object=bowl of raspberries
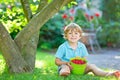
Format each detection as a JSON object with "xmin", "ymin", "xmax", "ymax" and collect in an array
[{"xmin": 70, "ymin": 57, "xmax": 87, "ymax": 75}]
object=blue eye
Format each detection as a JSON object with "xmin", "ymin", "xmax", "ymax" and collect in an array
[
  {"xmin": 68, "ymin": 32, "xmax": 72, "ymax": 34},
  {"xmin": 75, "ymin": 32, "xmax": 78, "ymax": 34}
]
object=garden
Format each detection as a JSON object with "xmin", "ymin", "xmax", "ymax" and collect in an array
[{"xmin": 0, "ymin": 0, "xmax": 120, "ymax": 80}]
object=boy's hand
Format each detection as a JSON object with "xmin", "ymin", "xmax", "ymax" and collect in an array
[{"xmin": 66, "ymin": 62, "xmax": 73, "ymax": 70}]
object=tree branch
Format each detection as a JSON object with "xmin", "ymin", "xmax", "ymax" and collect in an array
[
  {"xmin": 14, "ymin": 0, "xmax": 73, "ymax": 50},
  {"xmin": 20, "ymin": 0, "xmax": 32, "ymax": 22},
  {"xmin": 36, "ymin": 0, "xmax": 48, "ymax": 13}
]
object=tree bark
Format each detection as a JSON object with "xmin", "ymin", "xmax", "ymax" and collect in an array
[
  {"xmin": 37, "ymin": 0, "xmax": 49, "ymax": 13},
  {"xmin": 20, "ymin": 0, "xmax": 33, "ymax": 22},
  {"xmin": 19, "ymin": 0, "xmax": 39, "ymax": 70},
  {"xmin": 0, "ymin": 23, "xmax": 32, "ymax": 73}
]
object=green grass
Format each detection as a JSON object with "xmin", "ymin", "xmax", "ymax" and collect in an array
[{"xmin": 0, "ymin": 51, "xmax": 116, "ymax": 80}]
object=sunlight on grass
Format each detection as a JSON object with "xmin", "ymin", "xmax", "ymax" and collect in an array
[
  {"xmin": 0, "ymin": 60, "xmax": 5, "ymax": 74},
  {"xmin": 35, "ymin": 60, "xmax": 46, "ymax": 68},
  {"xmin": 0, "ymin": 54, "xmax": 3, "ymax": 59}
]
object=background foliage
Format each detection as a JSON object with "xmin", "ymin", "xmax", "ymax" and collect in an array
[
  {"xmin": 0, "ymin": 0, "xmax": 120, "ymax": 50},
  {"xmin": 97, "ymin": 0, "xmax": 120, "ymax": 48},
  {"xmin": 38, "ymin": 13, "xmax": 65, "ymax": 49}
]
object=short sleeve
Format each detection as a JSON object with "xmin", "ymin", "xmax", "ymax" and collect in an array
[{"xmin": 55, "ymin": 45, "xmax": 65, "ymax": 59}]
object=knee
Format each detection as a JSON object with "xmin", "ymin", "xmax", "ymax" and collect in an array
[
  {"xmin": 87, "ymin": 64, "xmax": 96, "ymax": 69},
  {"xmin": 59, "ymin": 65, "xmax": 71, "ymax": 76}
]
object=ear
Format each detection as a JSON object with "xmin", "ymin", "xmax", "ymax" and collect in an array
[{"xmin": 79, "ymin": 35, "xmax": 82, "ymax": 39}]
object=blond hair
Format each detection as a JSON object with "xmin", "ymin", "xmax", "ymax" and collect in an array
[{"xmin": 63, "ymin": 23, "xmax": 83, "ymax": 39}]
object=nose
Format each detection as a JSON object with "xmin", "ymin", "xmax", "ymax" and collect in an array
[{"xmin": 71, "ymin": 33, "xmax": 75, "ymax": 37}]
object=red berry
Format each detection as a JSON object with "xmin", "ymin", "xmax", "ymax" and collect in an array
[{"xmin": 71, "ymin": 59, "xmax": 86, "ymax": 65}]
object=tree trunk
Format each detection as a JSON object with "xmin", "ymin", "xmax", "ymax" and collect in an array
[
  {"xmin": 21, "ymin": 32, "xmax": 39, "ymax": 70},
  {"xmin": 18, "ymin": 0, "xmax": 39, "ymax": 71},
  {"xmin": 0, "ymin": 23, "xmax": 32, "ymax": 73},
  {"xmin": 19, "ymin": 0, "xmax": 50, "ymax": 70}
]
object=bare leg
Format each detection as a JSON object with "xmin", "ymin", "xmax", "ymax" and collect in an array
[
  {"xmin": 84, "ymin": 64, "xmax": 109, "ymax": 76},
  {"xmin": 59, "ymin": 65, "xmax": 70, "ymax": 76}
]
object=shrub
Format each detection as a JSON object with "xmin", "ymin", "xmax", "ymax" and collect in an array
[
  {"xmin": 38, "ymin": 13, "xmax": 65, "ymax": 49},
  {"xmin": 97, "ymin": 21, "xmax": 120, "ymax": 48}
]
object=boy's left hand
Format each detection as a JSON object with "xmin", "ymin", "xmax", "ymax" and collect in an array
[{"xmin": 66, "ymin": 62, "xmax": 73, "ymax": 70}]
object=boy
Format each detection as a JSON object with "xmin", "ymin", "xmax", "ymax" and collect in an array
[{"xmin": 55, "ymin": 23, "xmax": 120, "ymax": 79}]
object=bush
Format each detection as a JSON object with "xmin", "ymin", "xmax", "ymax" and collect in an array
[
  {"xmin": 0, "ymin": 3, "xmax": 27, "ymax": 39},
  {"xmin": 97, "ymin": 21, "xmax": 120, "ymax": 48},
  {"xmin": 74, "ymin": 10, "xmax": 91, "ymax": 29},
  {"xmin": 38, "ymin": 13, "xmax": 65, "ymax": 49}
]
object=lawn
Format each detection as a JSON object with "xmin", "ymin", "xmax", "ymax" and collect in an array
[{"xmin": 0, "ymin": 51, "xmax": 116, "ymax": 80}]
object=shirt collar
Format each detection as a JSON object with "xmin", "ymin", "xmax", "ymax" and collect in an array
[{"xmin": 65, "ymin": 41, "xmax": 82, "ymax": 49}]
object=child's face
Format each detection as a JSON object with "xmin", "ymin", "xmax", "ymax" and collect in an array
[{"xmin": 66, "ymin": 29, "xmax": 81, "ymax": 43}]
